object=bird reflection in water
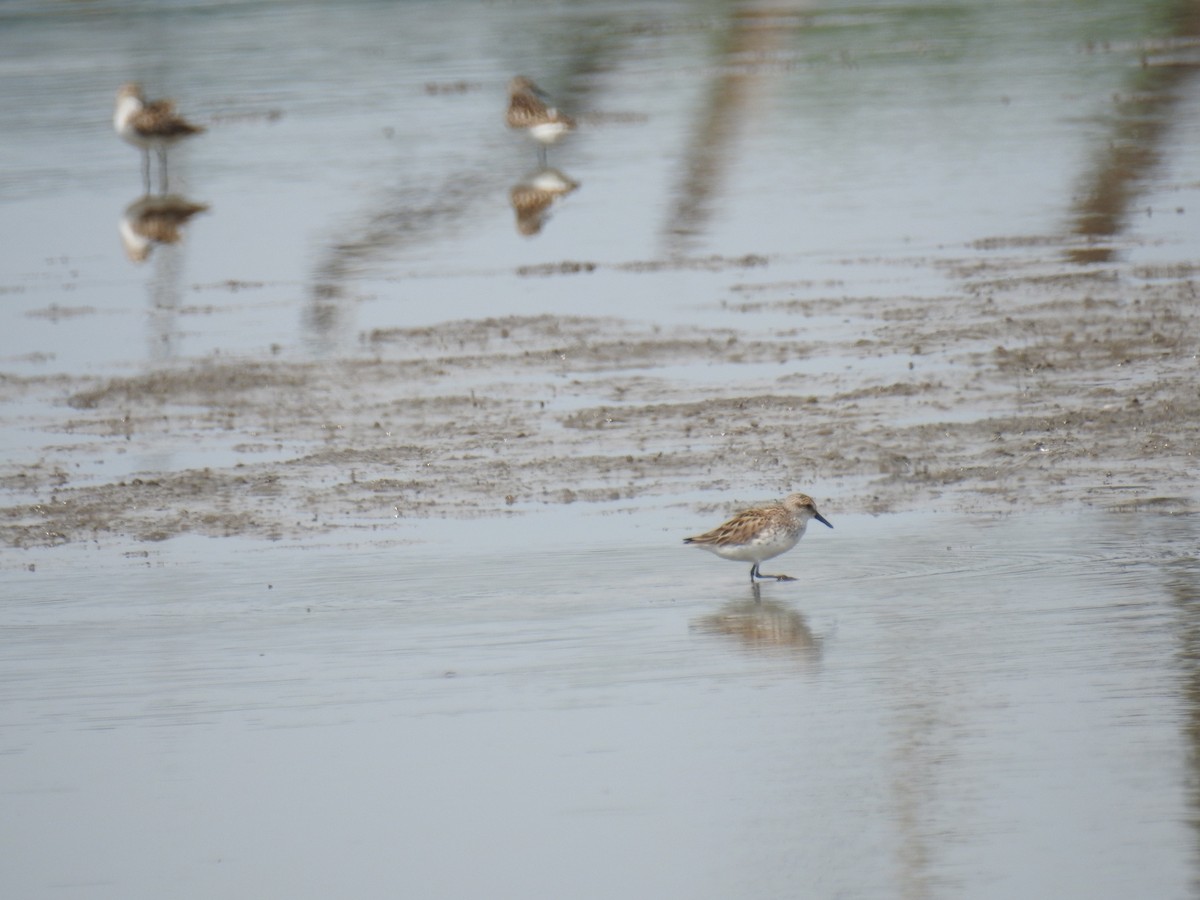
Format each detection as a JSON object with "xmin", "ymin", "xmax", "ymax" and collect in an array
[
  {"xmin": 693, "ymin": 588, "xmax": 822, "ymax": 662},
  {"xmin": 510, "ymin": 167, "xmax": 579, "ymax": 236},
  {"xmin": 119, "ymin": 195, "xmax": 209, "ymax": 263},
  {"xmin": 117, "ymin": 195, "xmax": 209, "ymax": 361}
]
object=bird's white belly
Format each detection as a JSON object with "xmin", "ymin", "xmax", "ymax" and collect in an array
[
  {"xmin": 705, "ymin": 530, "xmax": 799, "ymax": 563},
  {"xmin": 116, "ymin": 119, "xmax": 154, "ymax": 149},
  {"xmin": 530, "ymin": 121, "xmax": 570, "ymax": 145}
]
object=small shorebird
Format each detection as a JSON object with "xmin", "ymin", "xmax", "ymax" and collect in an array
[
  {"xmin": 509, "ymin": 167, "xmax": 579, "ymax": 235},
  {"xmin": 113, "ymin": 83, "xmax": 205, "ymax": 194},
  {"xmin": 684, "ymin": 493, "xmax": 833, "ymax": 583},
  {"xmin": 506, "ymin": 76, "xmax": 575, "ymax": 164}
]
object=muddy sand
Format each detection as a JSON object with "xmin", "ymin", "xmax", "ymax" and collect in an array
[{"xmin": 3, "ymin": 248, "xmax": 1197, "ymax": 549}]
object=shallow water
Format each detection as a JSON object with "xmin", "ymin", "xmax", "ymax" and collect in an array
[
  {"xmin": 2, "ymin": 0, "xmax": 1200, "ymax": 897},
  {"xmin": 3, "ymin": 510, "xmax": 1200, "ymax": 899},
  {"xmin": 3, "ymin": 0, "xmax": 1197, "ymax": 376}
]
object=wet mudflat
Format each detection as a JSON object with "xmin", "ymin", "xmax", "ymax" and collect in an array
[{"xmin": 1, "ymin": 1, "xmax": 1199, "ymax": 898}]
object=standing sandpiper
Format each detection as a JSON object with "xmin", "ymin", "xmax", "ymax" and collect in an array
[
  {"xmin": 506, "ymin": 76, "xmax": 575, "ymax": 164},
  {"xmin": 113, "ymin": 83, "xmax": 205, "ymax": 194},
  {"xmin": 684, "ymin": 493, "xmax": 833, "ymax": 583}
]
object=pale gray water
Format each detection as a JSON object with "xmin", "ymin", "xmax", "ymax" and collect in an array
[
  {"xmin": 2, "ymin": 0, "xmax": 1200, "ymax": 898},
  {"xmin": 3, "ymin": 0, "xmax": 1197, "ymax": 376},
  {"xmin": 3, "ymin": 510, "xmax": 1200, "ymax": 899}
]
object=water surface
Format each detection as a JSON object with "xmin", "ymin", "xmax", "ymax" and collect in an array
[{"xmin": 2, "ymin": 2, "xmax": 1199, "ymax": 898}]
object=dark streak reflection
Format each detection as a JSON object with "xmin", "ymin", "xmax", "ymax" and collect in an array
[
  {"xmin": 1154, "ymin": 511, "xmax": 1200, "ymax": 891},
  {"xmin": 304, "ymin": 169, "xmax": 497, "ymax": 356},
  {"xmin": 1068, "ymin": 2, "xmax": 1200, "ymax": 263},
  {"xmin": 664, "ymin": 5, "xmax": 790, "ymax": 257}
]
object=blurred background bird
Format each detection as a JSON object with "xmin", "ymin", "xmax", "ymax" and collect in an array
[
  {"xmin": 506, "ymin": 76, "xmax": 575, "ymax": 165},
  {"xmin": 113, "ymin": 83, "xmax": 205, "ymax": 194}
]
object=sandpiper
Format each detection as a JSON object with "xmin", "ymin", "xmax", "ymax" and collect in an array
[
  {"xmin": 684, "ymin": 492, "xmax": 833, "ymax": 583},
  {"xmin": 506, "ymin": 76, "xmax": 575, "ymax": 164},
  {"xmin": 113, "ymin": 83, "xmax": 205, "ymax": 194}
]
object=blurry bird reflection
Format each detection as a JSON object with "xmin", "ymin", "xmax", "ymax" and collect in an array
[
  {"xmin": 509, "ymin": 167, "xmax": 579, "ymax": 236},
  {"xmin": 693, "ymin": 591, "xmax": 822, "ymax": 662},
  {"xmin": 119, "ymin": 195, "xmax": 209, "ymax": 263}
]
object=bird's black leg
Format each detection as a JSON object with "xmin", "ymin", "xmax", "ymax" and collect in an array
[
  {"xmin": 751, "ymin": 562, "xmax": 795, "ymax": 582},
  {"xmin": 141, "ymin": 151, "xmax": 151, "ymax": 196}
]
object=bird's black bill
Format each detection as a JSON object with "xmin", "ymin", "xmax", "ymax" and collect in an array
[{"xmin": 815, "ymin": 512, "xmax": 833, "ymax": 529}]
